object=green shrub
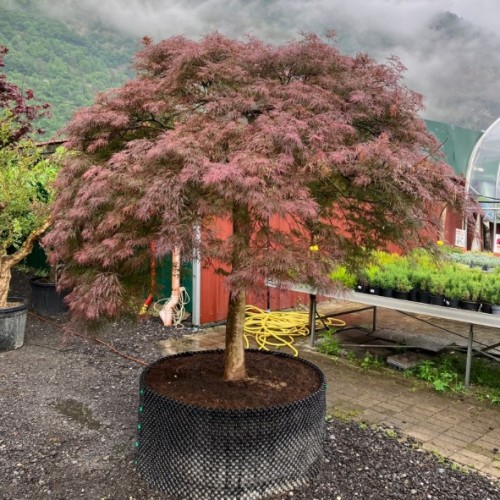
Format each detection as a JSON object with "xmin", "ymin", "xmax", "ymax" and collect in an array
[{"xmin": 330, "ymin": 265, "xmax": 356, "ymax": 289}]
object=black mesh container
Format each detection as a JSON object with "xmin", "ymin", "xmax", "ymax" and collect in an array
[
  {"xmin": 29, "ymin": 279, "xmax": 67, "ymax": 316},
  {"xmin": 136, "ymin": 349, "xmax": 326, "ymax": 499}
]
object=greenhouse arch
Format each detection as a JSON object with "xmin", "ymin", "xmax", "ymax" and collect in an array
[{"xmin": 466, "ymin": 117, "xmax": 500, "ymax": 253}]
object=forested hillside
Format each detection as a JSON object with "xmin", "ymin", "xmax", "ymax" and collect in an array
[{"xmin": 0, "ymin": 0, "xmax": 138, "ymax": 137}]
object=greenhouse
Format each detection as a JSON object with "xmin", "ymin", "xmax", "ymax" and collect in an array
[{"xmin": 467, "ymin": 117, "xmax": 500, "ymax": 252}]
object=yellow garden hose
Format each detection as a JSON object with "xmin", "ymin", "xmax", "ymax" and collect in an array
[{"xmin": 243, "ymin": 305, "xmax": 346, "ymax": 357}]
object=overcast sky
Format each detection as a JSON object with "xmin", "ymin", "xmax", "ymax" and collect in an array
[{"xmin": 35, "ymin": 0, "xmax": 500, "ymax": 130}]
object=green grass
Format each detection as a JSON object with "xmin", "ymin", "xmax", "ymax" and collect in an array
[
  {"xmin": 317, "ymin": 329, "xmax": 342, "ymax": 357},
  {"xmin": 405, "ymin": 351, "xmax": 500, "ymax": 405}
]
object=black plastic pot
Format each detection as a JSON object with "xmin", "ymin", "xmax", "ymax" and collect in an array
[
  {"xmin": 480, "ymin": 302, "xmax": 493, "ymax": 314},
  {"xmin": 30, "ymin": 278, "xmax": 67, "ymax": 316},
  {"xmin": 393, "ymin": 290, "xmax": 409, "ymax": 300},
  {"xmin": 136, "ymin": 349, "xmax": 326, "ymax": 499},
  {"xmin": 355, "ymin": 283, "xmax": 367, "ymax": 293},
  {"xmin": 0, "ymin": 297, "xmax": 29, "ymax": 350},
  {"xmin": 380, "ymin": 288, "xmax": 394, "ymax": 298},
  {"xmin": 430, "ymin": 295, "xmax": 444, "ymax": 306},
  {"xmin": 459, "ymin": 300, "xmax": 480, "ymax": 312},
  {"xmin": 417, "ymin": 290, "xmax": 431, "ymax": 304},
  {"xmin": 444, "ymin": 298, "xmax": 460, "ymax": 308},
  {"xmin": 367, "ymin": 286, "xmax": 380, "ymax": 295},
  {"xmin": 408, "ymin": 289, "xmax": 418, "ymax": 302}
]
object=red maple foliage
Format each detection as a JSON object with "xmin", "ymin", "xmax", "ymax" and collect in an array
[
  {"xmin": 0, "ymin": 46, "xmax": 49, "ymax": 143},
  {"xmin": 45, "ymin": 33, "xmax": 473, "ymax": 380}
]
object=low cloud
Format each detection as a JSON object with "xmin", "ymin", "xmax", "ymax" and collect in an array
[{"xmin": 34, "ymin": 0, "xmax": 500, "ymax": 129}]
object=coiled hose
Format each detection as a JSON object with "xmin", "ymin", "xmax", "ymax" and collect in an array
[
  {"xmin": 244, "ymin": 305, "xmax": 346, "ymax": 357},
  {"xmin": 154, "ymin": 287, "xmax": 191, "ymax": 327}
]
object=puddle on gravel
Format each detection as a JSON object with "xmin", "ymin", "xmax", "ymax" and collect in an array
[{"xmin": 54, "ymin": 399, "xmax": 102, "ymax": 430}]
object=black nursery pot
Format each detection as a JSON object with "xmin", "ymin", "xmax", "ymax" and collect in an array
[
  {"xmin": 380, "ymin": 288, "xmax": 394, "ymax": 298},
  {"xmin": 355, "ymin": 283, "xmax": 367, "ymax": 293},
  {"xmin": 393, "ymin": 290, "xmax": 409, "ymax": 300},
  {"xmin": 367, "ymin": 286, "xmax": 380, "ymax": 295},
  {"xmin": 481, "ymin": 302, "xmax": 493, "ymax": 314},
  {"xmin": 430, "ymin": 295, "xmax": 444, "ymax": 306},
  {"xmin": 459, "ymin": 300, "xmax": 480, "ymax": 312},
  {"xmin": 136, "ymin": 349, "xmax": 326, "ymax": 500},
  {"xmin": 417, "ymin": 290, "xmax": 431, "ymax": 304},
  {"xmin": 29, "ymin": 278, "xmax": 67, "ymax": 316}
]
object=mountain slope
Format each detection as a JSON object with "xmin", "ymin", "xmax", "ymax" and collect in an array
[{"xmin": 0, "ymin": 0, "xmax": 138, "ymax": 137}]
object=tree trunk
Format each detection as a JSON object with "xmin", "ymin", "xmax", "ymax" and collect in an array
[
  {"xmin": 0, "ymin": 260, "xmax": 12, "ymax": 308},
  {"xmin": 223, "ymin": 203, "xmax": 251, "ymax": 381},
  {"xmin": 0, "ymin": 220, "xmax": 50, "ymax": 308},
  {"xmin": 224, "ymin": 287, "xmax": 247, "ymax": 381}
]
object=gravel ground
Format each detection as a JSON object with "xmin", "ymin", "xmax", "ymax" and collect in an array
[{"xmin": 1, "ymin": 271, "xmax": 499, "ymax": 499}]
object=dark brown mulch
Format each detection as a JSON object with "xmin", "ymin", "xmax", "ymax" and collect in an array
[{"xmin": 145, "ymin": 350, "xmax": 322, "ymax": 409}]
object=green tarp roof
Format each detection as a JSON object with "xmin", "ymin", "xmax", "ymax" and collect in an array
[{"xmin": 425, "ymin": 119, "xmax": 482, "ymax": 177}]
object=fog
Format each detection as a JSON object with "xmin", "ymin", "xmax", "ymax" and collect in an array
[{"xmin": 30, "ymin": 0, "xmax": 500, "ymax": 129}]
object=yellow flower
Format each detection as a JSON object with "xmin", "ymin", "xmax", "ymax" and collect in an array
[
  {"xmin": 309, "ymin": 244, "xmax": 319, "ymax": 252},
  {"xmin": 437, "ymin": 240, "xmax": 444, "ymax": 246}
]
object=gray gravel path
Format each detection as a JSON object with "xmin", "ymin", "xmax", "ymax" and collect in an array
[{"xmin": 1, "ymin": 271, "xmax": 499, "ymax": 499}]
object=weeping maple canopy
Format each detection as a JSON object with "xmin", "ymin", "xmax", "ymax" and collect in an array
[{"xmin": 45, "ymin": 32, "xmax": 471, "ymax": 321}]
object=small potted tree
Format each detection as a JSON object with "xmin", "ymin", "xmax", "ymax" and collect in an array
[
  {"xmin": 458, "ymin": 272, "xmax": 483, "ymax": 311},
  {"xmin": 393, "ymin": 271, "xmax": 413, "ymax": 300},
  {"xmin": 443, "ymin": 268, "xmax": 463, "ymax": 308},
  {"xmin": 366, "ymin": 265, "xmax": 383, "ymax": 295},
  {"xmin": 482, "ymin": 275, "xmax": 500, "ymax": 315},
  {"xmin": 0, "ymin": 46, "xmax": 56, "ymax": 349},
  {"xmin": 378, "ymin": 265, "xmax": 397, "ymax": 297},
  {"xmin": 428, "ymin": 272, "xmax": 447, "ymax": 306},
  {"xmin": 444, "ymin": 281, "xmax": 465, "ymax": 308},
  {"xmin": 413, "ymin": 268, "xmax": 432, "ymax": 303},
  {"xmin": 354, "ymin": 268, "xmax": 369, "ymax": 293}
]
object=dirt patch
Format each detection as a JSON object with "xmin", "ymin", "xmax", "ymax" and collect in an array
[{"xmin": 145, "ymin": 350, "xmax": 322, "ymax": 409}]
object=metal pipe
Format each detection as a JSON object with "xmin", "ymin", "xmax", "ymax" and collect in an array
[
  {"xmin": 465, "ymin": 324, "xmax": 474, "ymax": 390},
  {"xmin": 160, "ymin": 247, "xmax": 181, "ymax": 326},
  {"xmin": 309, "ymin": 294, "xmax": 317, "ymax": 347}
]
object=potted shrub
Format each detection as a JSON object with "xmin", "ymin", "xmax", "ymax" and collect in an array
[
  {"xmin": 354, "ymin": 268, "xmax": 369, "ymax": 293},
  {"xmin": 365, "ymin": 265, "xmax": 382, "ymax": 295},
  {"xmin": 413, "ymin": 269, "xmax": 432, "ymax": 303},
  {"xmin": 459, "ymin": 268, "xmax": 483, "ymax": 311},
  {"xmin": 377, "ymin": 265, "xmax": 397, "ymax": 297},
  {"xmin": 458, "ymin": 278, "xmax": 482, "ymax": 311},
  {"xmin": 392, "ymin": 266, "xmax": 413, "ymax": 300},
  {"xmin": 444, "ymin": 281, "xmax": 464, "ymax": 308},
  {"xmin": 0, "ymin": 50, "xmax": 56, "ymax": 350},
  {"xmin": 479, "ymin": 275, "xmax": 500, "ymax": 314},
  {"xmin": 43, "ymin": 34, "xmax": 473, "ymax": 498},
  {"xmin": 443, "ymin": 268, "xmax": 464, "ymax": 308},
  {"xmin": 479, "ymin": 280, "xmax": 494, "ymax": 314},
  {"xmin": 428, "ymin": 272, "xmax": 446, "ymax": 306}
]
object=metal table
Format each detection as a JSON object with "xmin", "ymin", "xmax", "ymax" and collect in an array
[{"xmin": 270, "ymin": 282, "xmax": 500, "ymax": 389}]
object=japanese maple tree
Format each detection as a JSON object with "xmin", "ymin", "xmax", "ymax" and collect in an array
[
  {"xmin": 0, "ymin": 46, "xmax": 48, "ymax": 143},
  {"xmin": 45, "ymin": 33, "xmax": 472, "ymax": 380}
]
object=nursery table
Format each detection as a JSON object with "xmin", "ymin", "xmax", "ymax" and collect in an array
[{"xmin": 267, "ymin": 281, "xmax": 500, "ymax": 389}]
